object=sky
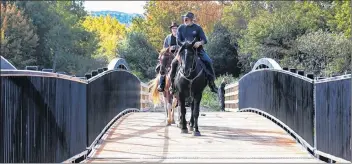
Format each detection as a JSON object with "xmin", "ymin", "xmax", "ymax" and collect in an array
[{"xmin": 83, "ymin": 1, "xmax": 147, "ymax": 14}]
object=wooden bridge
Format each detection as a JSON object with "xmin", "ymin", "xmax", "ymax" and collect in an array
[
  {"xmin": 1, "ymin": 58, "xmax": 351, "ymax": 163},
  {"xmin": 84, "ymin": 112, "xmax": 320, "ymax": 163}
]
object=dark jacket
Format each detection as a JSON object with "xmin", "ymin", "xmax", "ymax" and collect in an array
[{"xmin": 176, "ymin": 24, "xmax": 207, "ymax": 51}]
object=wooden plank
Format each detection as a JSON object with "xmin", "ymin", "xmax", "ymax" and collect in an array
[{"xmin": 85, "ymin": 112, "xmax": 322, "ymax": 163}]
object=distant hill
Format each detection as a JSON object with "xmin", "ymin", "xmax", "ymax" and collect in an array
[{"xmin": 88, "ymin": 11, "xmax": 143, "ymax": 25}]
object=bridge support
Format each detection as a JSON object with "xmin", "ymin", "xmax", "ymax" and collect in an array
[
  {"xmin": 251, "ymin": 58, "xmax": 282, "ymax": 71},
  {"xmin": 107, "ymin": 58, "xmax": 130, "ymax": 71}
]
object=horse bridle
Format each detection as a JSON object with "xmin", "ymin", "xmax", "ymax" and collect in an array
[
  {"xmin": 178, "ymin": 46, "xmax": 204, "ymax": 100},
  {"xmin": 180, "ymin": 47, "xmax": 199, "ymax": 77}
]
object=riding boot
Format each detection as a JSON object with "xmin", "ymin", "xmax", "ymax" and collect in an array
[
  {"xmin": 157, "ymin": 75, "xmax": 165, "ymax": 92},
  {"xmin": 203, "ymin": 61, "xmax": 218, "ymax": 93}
]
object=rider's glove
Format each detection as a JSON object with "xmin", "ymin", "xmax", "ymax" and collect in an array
[{"xmin": 194, "ymin": 41, "xmax": 202, "ymax": 48}]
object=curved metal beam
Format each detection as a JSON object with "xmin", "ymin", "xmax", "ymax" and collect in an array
[
  {"xmin": 107, "ymin": 58, "xmax": 130, "ymax": 71},
  {"xmin": 251, "ymin": 58, "xmax": 282, "ymax": 71}
]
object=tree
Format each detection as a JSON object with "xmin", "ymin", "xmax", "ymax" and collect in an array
[
  {"xmin": 222, "ymin": 1, "xmax": 266, "ymax": 40},
  {"xmin": 294, "ymin": 30, "xmax": 352, "ymax": 76},
  {"xmin": 206, "ymin": 22, "xmax": 240, "ymax": 77},
  {"xmin": 118, "ymin": 31, "xmax": 158, "ymax": 81},
  {"xmin": 1, "ymin": 3, "xmax": 39, "ymax": 68},
  {"xmin": 81, "ymin": 15, "xmax": 127, "ymax": 61},
  {"xmin": 15, "ymin": 1, "xmax": 104, "ymax": 74},
  {"xmin": 237, "ymin": 1, "xmax": 332, "ymax": 68},
  {"xmin": 139, "ymin": 1, "xmax": 223, "ymax": 50},
  {"xmin": 327, "ymin": 0, "xmax": 351, "ymax": 38},
  {"xmin": 15, "ymin": 1, "xmax": 60, "ymax": 67}
]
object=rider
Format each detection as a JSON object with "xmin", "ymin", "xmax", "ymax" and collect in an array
[
  {"xmin": 169, "ymin": 12, "xmax": 218, "ymax": 94},
  {"xmin": 157, "ymin": 22, "xmax": 181, "ymax": 92}
]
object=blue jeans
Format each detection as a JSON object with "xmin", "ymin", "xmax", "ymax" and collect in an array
[
  {"xmin": 198, "ymin": 50, "xmax": 212, "ymax": 64},
  {"xmin": 198, "ymin": 50, "xmax": 215, "ymax": 79}
]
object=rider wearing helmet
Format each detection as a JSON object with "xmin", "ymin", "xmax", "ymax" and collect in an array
[
  {"xmin": 157, "ymin": 22, "xmax": 181, "ymax": 92},
  {"xmin": 169, "ymin": 12, "xmax": 218, "ymax": 94}
]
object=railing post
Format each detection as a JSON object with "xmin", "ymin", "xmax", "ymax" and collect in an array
[
  {"xmin": 307, "ymin": 74, "xmax": 314, "ymax": 80},
  {"xmin": 85, "ymin": 73, "xmax": 92, "ymax": 80},
  {"xmin": 91, "ymin": 70, "xmax": 98, "ymax": 77},
  {"xmin": 289, "ymin": 68, "xmax": 297, "ymax": 73},
  {"xmin": 298, "ymin": 70, "xmax": 305, "ymax": 76}
]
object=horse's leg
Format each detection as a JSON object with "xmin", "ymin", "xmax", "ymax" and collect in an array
[
  {"xmin": 173, "ymin": 98, "xmax": 181, "ymax": 127},
  {"xmin": 188, "ymin": 100, "xmax": 194, "ymax": 131},
  {"xmin": 169, "ymin": 94, "xmax": 175, "ymax": 124},
  {"xmin": 166, "ymin": 92, "xmax": 173, "ymax": 125},
  {"xmin": 163, "ymin": 93, "xmax": 171, "ymax": 126},
  {"xmin": 177, "ymin": 99, "xmax": 182, "ymax": 128},
  {"xmin": 193, "ymin": 93, "xmax": 202, "ymax": 136},
  {"xmin": 179, "ymin": 94, "xmax": 188, "ymax": 133}
]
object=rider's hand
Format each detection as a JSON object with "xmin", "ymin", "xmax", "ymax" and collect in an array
[{"xmin": 193, "ymin": 41, "xmax": 202, "ymax": 48}]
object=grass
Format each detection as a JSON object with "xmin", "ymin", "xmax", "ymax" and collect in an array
[{"xmin": 200, "ymin": 74, "xmax": 239, "ymax": 111}]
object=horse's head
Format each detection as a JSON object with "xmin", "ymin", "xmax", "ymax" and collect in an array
[
  {"xmin": 179, "ymin": 39, "xmax": 197, "ymax": 76},
  {"xmin": 159, "ymin": 47, "xmax": 174, "ymax": 73}
]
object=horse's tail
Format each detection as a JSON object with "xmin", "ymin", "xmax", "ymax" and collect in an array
[{"xmin": 151, "ymin": 74, "xmax": 161, "ymax": 105}]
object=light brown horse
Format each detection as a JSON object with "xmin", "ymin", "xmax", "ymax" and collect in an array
[{"xmin": 150, "ymin": 48, "xmax": 178, "ymax": 126}]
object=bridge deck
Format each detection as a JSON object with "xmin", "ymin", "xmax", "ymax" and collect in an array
[{"xmin": 85, "ymin": 112, "xmax": 321, "ymax": 163}]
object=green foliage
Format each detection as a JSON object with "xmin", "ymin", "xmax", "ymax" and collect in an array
[
  {"xmin": 82, "ymin": 15, "xmax": 127, "ymax": 60},
  {"xmin": 206, "ymin": 22, "xmax": 240, "ymax": 77},
  {"xmin": 2, "ymin": 0, "xmax": 351, "ymax": 101},
  {"xmin": 327, "ymin": 1, "xmax": 351, "ymax": 38},
  {"xmin": 222, "ymin": 1, "xmax": 266, "ymax": 39},
  {"xmin": 1, "ymin": 3, "xmax": 39, "ymax": 69},
  {"xmin": 239, "ymin": 6, "xmax": 304, "ymax": 61},
  {"xmin": 227, "ymin": 1, "xmax": 351, "ymax": 75},
  {"xmin": 13, "ymin": 1, "xmax": 105, "ymax": 75},
  {"xmin": 118, "ymin": 31, "xmax": 158, "ymax": 80},
  {"xmin": 294, "ymin": 30, "xmax": 352, "ymax": 76},
  {"xmin": 200, "ymin": 74, "xmax": 237, "ymax": 111}
]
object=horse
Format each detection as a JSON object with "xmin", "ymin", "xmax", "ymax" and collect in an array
[
  {"xmin": 150, "ymin": 47, "xmax": 178, "ymax": 126},
  {"xmin": 174, "ymin": 39, "xmax": 208, "ymax": 136}
]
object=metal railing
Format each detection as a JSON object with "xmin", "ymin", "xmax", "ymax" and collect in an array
[
  {"xmin": 230, "ymin": 68, "xmax": 351, "ymax": 163},
  {"xmin": 0, "ymin": 69, "xmax": 152, "ymax": 163}
]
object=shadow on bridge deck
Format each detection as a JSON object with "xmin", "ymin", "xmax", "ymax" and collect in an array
[{"xmin": 84, "ymin": 112, "xmax": 322, "ymax": 163}]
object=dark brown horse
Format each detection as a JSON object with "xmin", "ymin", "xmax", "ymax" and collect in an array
[{"xmin": 150, "ymin": 47, "xmax": 178, "ymax": 125}]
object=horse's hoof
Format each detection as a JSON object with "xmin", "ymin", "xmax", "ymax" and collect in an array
[
  {"xmin": 193, "ymin": 131, "xmax": 201, "ymax": 136},
  {"xmin": 171, "ymin": 120, "xmax": 176, "ymax": 124},
  {"xmin": 181, "ymin": 129, "xmax": 188, "ymax": 134},
  {"xmin": 188, "ymin": 126, "xmax": 193, "ymax": 131},
  {"xmin": 187, "ymin": 124, "xmax": 193, "ymax": 131}
]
